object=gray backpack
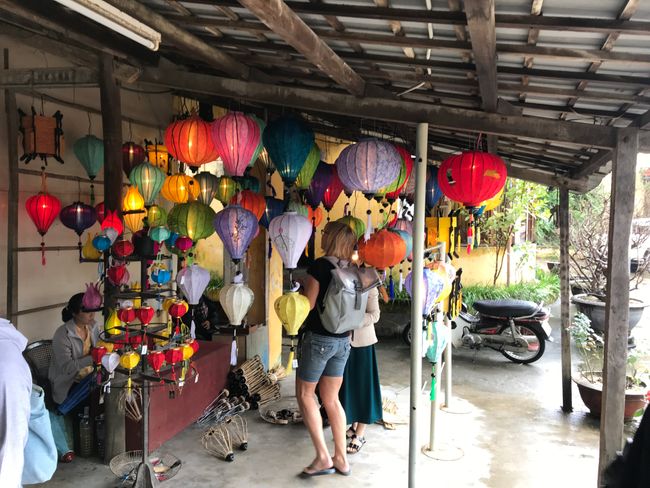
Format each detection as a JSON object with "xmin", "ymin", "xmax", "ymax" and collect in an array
[{"xmin": 318, "ymin": 257, "xmax": 381, "ymax": 334}]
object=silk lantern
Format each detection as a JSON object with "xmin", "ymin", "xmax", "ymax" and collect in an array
[
  {"xmin": 122, "ymin": 142, "xmax": 146, "ymax": 177},
  {"xmin": 101, "ymin": 210, "xmax": 124, "ymax": 236},
  {"xmin": 82, "ymin": 233, "xmax": 102, "ymax": 260},
  {"xmin": 59, "ymin": 202, "xmax": 96, "ymax": 243},
  {"xmin": 177, "ymin": 264, "xmax": 210, "ymax": 305},
  {"xmin": 335, "ymin": 138, "xmax": 401, "ymax": 196},
  {"xmin": 213, "ymin": 205, "xmax": 259, "ymax": 263},
  {"xmin": 161, "ymin": 173, "xmax": 199, "ymax": 204},
  {"xmin": 359, "ymin": 229, "xmax": 407, "ymax": 270},
  {"xmin": 195, "ymin": 171, "xmax": 219, "ymax": 205},
  {"xmin": 322, "ymin": 166, "xmax": 344, "ymax": 212},
  {"xmin": 230, "ymin": 190, "xmax": 265, "ymax": 221},
  {"xmin": 405, "ymin": 268, "xmax": 445, "ymax": 317},
  {"xmin": 129, "ymin": 162, "xmax": 165, "ymax": 206},
  {"xmin": 147, "ymin": 205, "xmax": 167, "ymax": 227},
  {"xmin": 274, "ymin": 291, "xmax": 310, "ymax": 375},
  {"xmin": 337, "ymin": 214, "xmax": 365, "ymax": 240},
  {"xmin": 295, "ymin": 144, "xmax": 321, "ymax": 190},
  {"xmin": 391, "ymin": 229, "xmax": 413, "ymax": 260},
  {"xmin": 260, "ymin": 197, "xmax": 285, "ymax": 230},
  {"xmin": 305, "ymin": 161, "xmax": 333, "ymax": 209},
  {"xmin": 149, "ymin": 226, "xmax": 171, "ymax": 243},
  {"xmin": 385, "ymin": 145, "xmax": 413, "ymax": 203},
  {"xmin": 234, "ymin": 174, "xmax": 261, "ymax": 193},
  {"xmin": 269, "ymin": 212, "xmax": 312, "ymax": 270},
  {"xmin": 112, "ymin": 239, "xmax": 134, "ymax": 259},
  {"xmin": 248, "ymin": 114, "xmax": 266, "ymax": 168},
  {"xmin": 145, "ymin": 142, "xmax": 169, "ymax": 173},
  {"xmin": 122, "ymin": 186, "xmax": 146, "ymax": 233},
  {"xmin": 438, "ymin": 151, "xmax": 507, "ymax": 207},
  {"xmin": 26, "ymin": 184, "xmax": 61, "ymax": 265},
  {"xmin": 219, "ymin": 281, "xmax": 254, "ymax": 326},
  {"xmin": 82, "ymin": 282, "xmax": 102, "ymax": 310},
  {"xmin": 426, "ymin": 166, "xmax": 443, "ymax": 211},
  {"xmin": 104, "ymin": 309, "xmax": 121, "ymax": 336},
  {"xmin": 164, "ymin": 113, "xmax": 217, "ymax": 166},
  {"xmin": 167, "ymin": 201, "xmax": 216, "ymax": 241},
  {"xmin": 262, "ymin": 116, "xmax": 314, "ymax": 186},
  {"xmin": 73, "ymin": 135, "xmax": 104, "ymax": 180},
  {"xmin": 215, "ymin": 176, "xmax": 239, "ymax": 205},
  {"xmin": 211, "ymin": 111, "xmax": 261, "ymax": 177}
]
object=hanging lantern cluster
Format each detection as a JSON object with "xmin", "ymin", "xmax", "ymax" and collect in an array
[{"xmin": 165, "ymin": 112, "xmax": 217, "ymax": 167}]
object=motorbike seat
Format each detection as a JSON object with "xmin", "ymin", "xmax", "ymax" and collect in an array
[{"xmin": 473, "ymin": 299, "xmax": 540, "ymax": 318}]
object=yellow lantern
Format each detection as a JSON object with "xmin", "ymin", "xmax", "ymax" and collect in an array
[
  {"xmin": 123, "ymin": 185, "xmax": 145, "ymax": 211},
  {"xmin": 131, "ymin": 282, "xmax": 142, "ymax": 308},
  {"xmin": 274, "ymin": 291, "xmax": 310, "ymax": 375},
  {"xmin": 104, "ymin": 309, "xmax": 121, "ymax": 336},
  {"xmin": 96, "ymin": 339, "xmax": 114, "ymax": 353},
  {"xmin": 433, "ymin": 264, "xmax": 452, "ymax": 304},
  {"xmin": 155, "ymin": 325, "xmax": 171, "ymax": 347},
  {"xmin": 161, "ymin": 173, "xmax": 200, "ymax": 204},
  {"xmin": 182, "ymin": 343, "xmax": 194, "ymax": 361},
  {"xmin": 482, "ymin": 188, "xmax": 504, "ymax": 212},
  {"xmin": 146, "ymin": 143, "xmax": 169, "ymax": 173},
  {"xmin": 82, "ymin": 233, "xmax": 102, "ymax": 260},
  {"xmin": 162, "ymin": 297, "xmax": 175, "ymax": 313},
  {"xmin": 120, "ymin": 351, "xmax": 141, "ymax": 398}
]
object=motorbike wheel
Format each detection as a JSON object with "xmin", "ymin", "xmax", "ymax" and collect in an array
[
  {"xmin": 402, "ymin": 322, "xmax": 412, "ymax": 346},
  {"xmin": 498, "ymin": 325, "xmax": 546, "ymax": 364}
]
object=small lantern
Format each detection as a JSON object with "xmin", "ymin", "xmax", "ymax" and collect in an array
[
  {"xmin": 129, "ymin": 162, "xmax": 165, "ymax": 206},
  {"xmin": 425, "ymin": 166, "xmax": 443, "ymax": 211},
  {"xmin": 164, "ymin": 113, "xmax": 217, "ymax": 167},
  {"xmin": 59, "ymin": 202, "xmax": 97, "ymax": 244},
  {"xmin": 219, "ymin": 281, "xmax": 254, "ymax": 326},
  {"xmin": 359, "ymin": 229, "xmax": 407, "ymax": 270},
  {"xmin": 122, "ymin": 141, "xmax": 146, "ymax": 177},
  {"xmin": 145, "ymin": 141, "xmax": 169, "ymax": 173},
  {"xmin": 167, "ymin": 201, "xmax": 216, "ymax": 241},
  {"xmin": 274, "ymin": 291, "xmax": 310, "ymax": 375},
  {"xmin": 213, "ymin": 205, "xmax": 259, "ymax": 263},
  {"xmin": 161, "ymin": 173, "xmax": 200, "ymax": 204},
  {"xmin": 195, "ymin": 171, "xmax": 219, "ymax": 205},
  {"xmin": 211, "ymin": 111, "xmax": 261, "ymax": 177},
  {"xmin": 405, "ymin": 268, "xmax": 445, "ymax": 317},
  {"xmin": 147, "ymin": 205, "xmax": 167, "ymax": 227},
  {"xmin": 26, "ymin": 177, "xmax": 61, "ymax": 266},
  {"xmin": 215, "ymin": 176, "xmax": 239, "ymax": 205},
  {"xmin": 337, "ymin": 214, "xmax": 365, "ymax": 240},
  {"xmin": 74, "ymin": 135, "xmax": 104, "ymax": 180},
  {"xmin": 305, "ymin": 161, "xmax": 333, "ymax": 209},
  {"xmin": 177, "ymin": 264, "xmax": 211, "ymax": 305},
  {"xmin": 123, "ymin": 186, "xmax": 145, "ymax": 212},
  {"xmin": 269, "ymin": 212, "xmax": 312, "ymax": 270}
]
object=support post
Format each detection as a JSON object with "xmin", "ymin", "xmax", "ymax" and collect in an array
[
  {"xmin": 598, "ymin": 127, "xmax": 638, "ymax": 483},
  {"xmin": 408, "ymin": 122, "xmax": 428, "ymax": 487},
  {"xmin": 559, "ymin": 187, "xmax": 572, "ymax": 413},
  {"xmin": 3, "ymin": 49, "xmax": 18, "ymax": 325}
]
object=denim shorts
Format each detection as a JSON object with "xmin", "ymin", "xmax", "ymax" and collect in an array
[{"xmin": 297, "ymin": 331, "xmax": 351, "ymax": 383}]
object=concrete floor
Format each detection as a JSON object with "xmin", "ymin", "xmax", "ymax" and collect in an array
[{"xmin": 38, "ymin": 302, "xmax": 640, "ymax": 488}]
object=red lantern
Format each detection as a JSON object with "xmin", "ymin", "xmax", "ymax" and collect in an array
[
  {"xmin": 130, "ymin": 334, "xmax": 143, "ymax": 348},
  {"xmin": 112, "ymin": 240, "xmax": 134, "ymax": 259},
  {"xmin": 25, "ymin": 189, "xmax": 61, "ymax": 266},
  {"xmin": 107, "ymin": 265, "xmax": 129, "ymax": 286},
  {"xmin": 136, "ymin": 305, "xmax": 155, "ymax": 326},
  {"xmin": 165, "ymin": 346, "xmax": 184, "ymax": 381},
  {"xmin": 359, "ymin": 229, "xmax": 407, "ymax": 270},
  {"xmin": 385, "ymin": 145, "xmax": 413, "ymax": 202},
  {"xmin": 95, "ymin": 201, "xmax": 105, "ymax": 223},
  {"xmin": 164, "ymin": 113, "xmax": 217, "ymax": 167},
  {"xmin": 322, "ymin": 168, "xmax": 344, "ymax": 212},
  {"xmin": 118, "ymin": 306, "xmax": 136, "ymax": 324},
  {"xmin": 188, "ymin": 339, "xmax": 200, "ymax": 355},
  {"xmin": 91, "ymin": 346, "xmax": 107, "ymax": 365},
  {"xmin": 101, "ymin": 210, "xmax": 124, "ymax": 236},
  {"xmin": 437, "ymin": 151, "xmax": 507, "ymax": 207},
  {"xmin": 148, "ymin": 350, "xmax": 165, "ymax": 382},
  {"xmin": 122, "ymin": 142, "xmax": 146, "ymax": 177},
  {"xmin": 230, "ymin": 190, "xmax": 265, "ymax": 221},
  {"xmin": 169, "ymin": 301, "xmax": 189, "ymax": 319},
  {"xmin": 175, "ymin": 236, "xmax": 194, "ymax": 253}
]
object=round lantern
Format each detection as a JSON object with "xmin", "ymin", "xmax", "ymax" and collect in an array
[
  {"xmin": 337, "ymin": 214, "xmax": 365, "ymax": 240},
  {"xmin": 269, "ymin": 212, "xmax": 312, "ymax": 270},
  {"xmin": 73, "ymin": 135, "xmax": 104, "ymax": 180},
  {"xmin": 260, "ymin": 197, "xmax": 285, "ymax": 230},
  {"xmin": 167, "ymin": 201, "xmax": 216, "ymax": 241},
  {"xmin": 211, "ymin": 111, "xmax": 261, "ymax": 177},
  {"xmin": 391, "ymin": 229, "xmax": 413, "ymax": 260},
  {"xmin": 145, "ymin": 143, "xmax": 169, "ymax": 173},
  {"xmin": 305, "ymin": 161, "xmax": 333, "ymax": 209},
  {"xmin": 274, "ymin": 291, "xmax": 310, "ymax": 375},
  {"xmin": 262, "ymin": 116, "xmax": 314, "ymax": 186},
  {"xmin": 164, "ymin": 113, "xmax": 217, "ymax": 166},
  {"xmin": 322, "ymin": 166, "xmax": 344, "ymax": 212},
  {"xmin": 335, "ymin": 138, "xmax": 402, "ymax": 196},
  {"xmin": 26, "ymin": 190, "xmax": 61, "ymax": 265},
  {"xmin": 405, "ymin": 268, "xmax": 445, "ymax": 317},
  {"xmin": 359, "ymin": 229, "xmax": 407, "ymax": 270},
  {"xmin": 426, "ymin": 166, "xmax": 443, "ymax": 211},
  {"xmin": 112, "ymin": 239, "xmax": 134, "ymax": 259},
  {"xmin": 215, "ymin": 176, "xmax": 239, "ymax": 205},
  {"xmin": 147, "ymin": 205, "xmax": 167, "ymax": 227},
  {"xmin": 161, "ymin": 173, "xmax": 200, "ymax": 204},
  {"xmin": 219, "ymin": 282, "xmax": 254, "ymax": 326},
  {"xmin": 149, "ymin": 226, "xmax": 171, "ymax": 243},
  {"xmin": 437, "ymin": 151, "xmax": 507, "ymax": 207},
  {"xmin": 122, "ymin": 142, "xmax": 146, "ymax": 177},
  {"xmin": 295, "ymin": 144, "xmax": 321, "ymax": 190},
  {"xmin": 59, "ymin": 202, "xmax": 96, "ymax": 237},
  {"xmin": 230, "ymin": 190, "xmax": 265, "ymax": 221},
  {"xmin": 213, "ymin": 205, "xmax": 259, "ymax": 263},
  {"xmin": 194, "ymin": 171, "xmax": 219, "ymax": 205},
  {"xmin": 177, "ymin": 264, "xmax": 211, "ymax": 305},
  {"xmin": 384, "ymin": 145, "xmax": 413, "ymax": 203},
  {"xmin": 129, "ymin": 162, "xmax": 165, "ymax": 206}
]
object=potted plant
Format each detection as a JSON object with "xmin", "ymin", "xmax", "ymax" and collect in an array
[
  {"xmin": 568, "ymin": 313, "xmax": 647, "ymax": 421},
  {"xmin": 569, "ymin": 194, "xmax": 649, "ymax": 335}
]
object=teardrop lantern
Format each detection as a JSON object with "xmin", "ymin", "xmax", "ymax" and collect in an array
[
  {"xmin": 219, "ymin": 281, "xmax": 254, "ymax": 326},
  {"xmin": 213, "ymin": 205, "xmax": 259, "ymax": 263},
  {"xmin": 262, "ymin": 116, "xmax": 314, "ymax": 187},
  {"xmin": 230, "ymin": 190, "xmax": 266, "ymax": 221},
  {"xmin": 164, "ymin": 113, "xmax": 217, "ymax": 166},
  {"xmin": 129, "ymin": 162, "xmax": 165, "ymax": 206},
  {"xmin": 305, "ymin": 161, "xmax": 333, "ymax": 210},
  {"xmin": 177, "ymin": 264, "xmax": 211, "ymax": 305},
  {"xmin": 295, "ymin": 144, "xmax": 321, "ymax": 191},
  {"xmin": 195, "ymin": 171, "xmax": 219, "ymax": 205},
  {"xmin": 405, "ymin": 268, "xmax": 445, "ymax": 317},
  {"xmin": 167, "ymin": 201, "xmax": 216, "ymax": 241},
  {"xmin": 359, "ymin": 229, "xmax": 407, "ymax": 270},
  {"xmin": 269, "ymin": 212, "xmax": 312, "ymax": 270},
  {"xmin": 211, "ymin": 111, "xmax": 261, "ymax": 177},
  {"xmin": 74, "ymin": 134, "xmax": 104, "ymax": 180},
  {"xmin": 161, "ymin": 173, "xmax": 200, "ymax": 204},
  {"xmin": 59, "ymin": 202, "xmax": 96, "ymax": 245},
  {"xmin": 122, "ymin": 185, "xmax": 146, "ymax": 233},
  {"xmin": 122, "ymin": 141, "xmax": 146, "ymax": 177},
  {"xmin": 322, "ymin": 166, "xmax": 344, "ymax": 212},
  {"xmin": 26, "ymin": 176, "xmax": 61, "ymax": 265}
]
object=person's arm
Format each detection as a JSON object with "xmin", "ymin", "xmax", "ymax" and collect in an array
[
  {"xmin": 302, "ymin": 275, "xmax": 320, "ymax": 310},
  {"xmin": 361, "ymin": 288, "xmax": 381, "ymax": 328},
  {"xmin": 52, "ymin": 329, "xmax": 92, "ymax": 378}
]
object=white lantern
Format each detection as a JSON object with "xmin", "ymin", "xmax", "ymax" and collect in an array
[
  {"xmin": 269, "ymin": 212, "xmax": 312, "ymax": 269},
  {"xmin": 219, "ymin": 281, "xmax": 254, "ymax": 326},
  {"xmin": 176, "ymin": 264, "xmax": 211, "ymax": 305}
]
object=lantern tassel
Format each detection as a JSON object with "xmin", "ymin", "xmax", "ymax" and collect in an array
[
  {"xmin": 398, "ymin": 269, "xmax": 403, "ymax": 293},
  {"xmin": 41, "ymin": 241, "xmax": 46, "ymax": 266},
  {"xmin": 364, "ymin": 210, "xmax": 373, "ymax": 242},
  {"xmin": 430, "ymin": 368, "xmax": 436, "ymax": 401},
  {"xmin": 267, "ymin": 238, "xmax": 272, "ymax": 259},
  {"xmin": 388, "ymin": 273, "xmax": 395, "ymax": 301},
  {"xmin": 286, "ymin": 347, "xmax": 294, "ymax": 376},
  {"xmin": 467, "ymin": 213, "xmax": 474, "ymax": 254},
  {"xmin": 476, "ymin": 221, "xmax": 481, "ymax": 247},
  {"xmin": 230, "ymin": 331, "xmax": 237, "ymax": 366},
  {"xmin": 191, "ymin": 319, "xmax": 196, "ymax": 340}
]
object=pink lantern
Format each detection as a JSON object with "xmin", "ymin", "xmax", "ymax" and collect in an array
[
  {"xmin": 211, "ymin": 112, "xmax": 261, "ymax": 177},
  {"xmin": 175, "ymin": 236, "xmax": 194, "ymax": 252},
  {"xmin": 82, "ymin": 282, "xmax": 102, "ymax": 310}
]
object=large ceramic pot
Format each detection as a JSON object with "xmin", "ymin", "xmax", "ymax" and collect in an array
[
  {"xmin": 571, "ymin": 293, "xmax": 646, "ymax": 335},
  {"xmin": 574, "ymin": 373, "xmax": 647, "ymax": 421}
]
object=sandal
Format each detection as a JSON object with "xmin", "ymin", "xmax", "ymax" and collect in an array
[
  {"xmin": 346, "ymin": 426, "xmax": 356, "ymax": 440},
  {"xmin": 347, "ymin": 434, "xmax": 366, "ymax": 454}
]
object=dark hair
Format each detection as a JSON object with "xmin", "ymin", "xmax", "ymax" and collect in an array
[{"xmin": 62, "ymin": 293, "xmax": 85, "ymax": 322}]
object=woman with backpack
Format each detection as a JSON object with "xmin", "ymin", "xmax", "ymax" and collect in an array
[{"xmin": 297, "ymin": 221, "xmax": 357, "ymax": 477}]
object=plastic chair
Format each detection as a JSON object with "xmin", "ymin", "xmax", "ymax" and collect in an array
[{"xmin": 23, "ymin": 340, "xmax": 56, "ymax": 411}]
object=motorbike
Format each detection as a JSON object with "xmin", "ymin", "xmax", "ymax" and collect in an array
[{"xmin": 402, "ymin": 299, "xmax": 552, "ymax": 364}]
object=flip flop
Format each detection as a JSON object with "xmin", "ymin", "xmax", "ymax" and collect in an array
[
  {"xmin": 299, "ymin": 466, "xmax": 335, "ymax": 478},
  {"xmin": 334, "ymin": 466, "xmax": 352, "ymax": 476}
]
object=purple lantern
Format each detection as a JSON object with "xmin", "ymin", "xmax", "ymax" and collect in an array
[
  {"xmin": 404, "ymin": 268, "xmax": 444, "ymax": 317},
  {"xmin": 305, "ymin": 161, "xmax": 334, "ymax": 209},
  {"xmin": 60, "ymin": 202, "xmax": 97, "ymax": 237},
  {"xmin": 335, "ymin": 138, "xmax": 402, "ymax": 196},
  {"xmin": 260, "ymin": 197, "xmax": 285, "ymax": 229},
  {"xmin": 213, "ymin": 204, "xmax": 259, "ymax": 263}
]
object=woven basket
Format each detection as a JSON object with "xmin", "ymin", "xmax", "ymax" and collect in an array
[{"xmin": 109, "ymin": 451, "xmax": 181, "ymax": 482}]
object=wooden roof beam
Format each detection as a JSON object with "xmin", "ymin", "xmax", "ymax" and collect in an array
[
  {"xmin": 235, "ymin": 0, "xmax": 366, "ymax": 97},
  {"xmin": 571, "ymin": 150, "xmax": 613, "ymax": 179}
]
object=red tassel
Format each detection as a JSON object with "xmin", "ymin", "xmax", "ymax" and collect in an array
[{"xmin": 41, "ymin": 242, "xmax": 46, "ymax": 266}]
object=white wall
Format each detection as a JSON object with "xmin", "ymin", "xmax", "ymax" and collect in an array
[{"xmin": 0, "ymin": 35, "xmax": 172, "ymax": 341}]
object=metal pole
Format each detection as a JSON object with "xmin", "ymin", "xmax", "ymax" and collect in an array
[
  {"xmin": 4, "ymin": 49, "xmax": 18, "ymax": 326},
  {"xmin": 408, "ymin": 122, "xmax": 428, "ymax": 488},
  {"xmin": 559, "ymin": 187, "xmax": 572, "ymax": 412},
  {"xmin": 443, "ymin": 317, "xmax": 453, "ymax": 408},
  {"xmin": 429, "ymin": 358, "xmax": 442, "ymax": 450}
]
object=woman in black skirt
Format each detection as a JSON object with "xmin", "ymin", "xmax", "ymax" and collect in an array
[{"xmin": 339, "ymin": 286, "xmax": 382, "ymax": 454}]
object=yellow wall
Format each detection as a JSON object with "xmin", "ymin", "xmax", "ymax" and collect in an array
[{"xmin": 267, "ymin": 171, "xmax": 284, "ymax": 368}]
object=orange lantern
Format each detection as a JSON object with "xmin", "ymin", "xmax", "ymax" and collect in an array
[
  {"xmin": 161, "ymin": 173, "xmax": 200, "ymax": 204},
  {"xmin": 164, "ymin": 113, "xmax": 218, "ymax": 167},
  {"xmin": 308, "ymin": 206, "xmax": 324, "ymax": 228},
  {"xmin": 230, "ymin": 190, "xmax": 265, "ymax": 221},
  {"xmin": 359, "ymin": 229, "xmax": 407, "ymax": 270},
  {"xmin": 145, "ymin": 142, "xmax": 169, "ymax": 173}
]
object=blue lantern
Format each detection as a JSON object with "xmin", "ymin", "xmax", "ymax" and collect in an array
[
  {"xmin": 151, "ymin": 268, "xmax": 171, "ymax": 286},
  {"xmin": 262, "ymin": 116, "xmax": 314, "ymax": 186},
  {"xmin": 426, "ymin": 167, "xmax": 443, "ymax": 211},
  {"xmin": 92, "ymin": 234, "xmax": 111, "ymax": 252},
  {"xmin": 165, "ymin": 232, "xmax": 179, "ymax": 251},
  {"xmin": 73, "ymin": 135, "xmax": 104, "ymax": 180},
  {"xmin": 260, "ymin": 197, "xmax": 286, "ymax": 230}
]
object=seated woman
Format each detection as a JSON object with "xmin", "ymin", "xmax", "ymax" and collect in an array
[{"xmin": 48, "ymin": 293, "xmax": 101, "ymax": 462}]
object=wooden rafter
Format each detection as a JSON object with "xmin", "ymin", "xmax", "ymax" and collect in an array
[{"xmin": 520, "ymin": 0, "xmax": 543, "ymax": 101}]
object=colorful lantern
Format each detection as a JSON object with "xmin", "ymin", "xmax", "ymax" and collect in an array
[
  {"xmin": 405, "ymin": 268, "xmax": 445, "ymax": 317},
  {"xmin": 149, "ymin": 226, "xmax": 171, "ymax": 243},
  {"xmin": 147, "ymin": 350, "xmax": 165, "ymax": 379},
  {"xmin": 117, "ymin": 306, "xmax": 137, "ymax": 324},
  {"xmin": 230, "ymin": 190, "xmax": 265, "ymax": 221},
  {"xmin": 26, "ymin": 183, "xmax": 61, "ymax": 265},
  {"xmin": 247, "ymin": 115, "xmax": 266, "ymax": 168},
  {"xmin": 101, "ymin": 210, "xmax": 124, "ymax": 236},
  {"xmin": 59, "ymin": 202, "xmax": 96, "ymax": 239},
  {"xmin": 136, "ymin": 305, "xmax": 155, "ymax": 326},
  {"xmin": 384, "ymin": 145, "xmax": 413, "ymax": 203},
  {"xmin": 322, "ymin": 166, "xmax": 344, "ymax": 212},
  {"xmin": 119, "ymin": 351, "xmax": 141, "ymax": 398},
  {"xmin": 391, "ymin": 229, "xmax": 413, "ymax": 260},
  {"xmin": 107, "ymin": 264, "xmax": 130, "ymax": 286},
  {"xmin": 262, "ymin": 116, "xmax": 314, "ymax": 186},
  {"xmin": 164, "ymin": 347, "xmax": 184, "ymax": 381},
  {"xmin": 175, "ymin": 236, "xmax": 194, "ymax": 253},
  {"xmin": 195, "ymin": 171, "xmax": 219, "ymax": 205},
  {"xmin": 122, "ymin": 186, "xmax": 146, "ymax": 233},
  {"xmin": 95, "ymin": 201, "xmax": 105, "ymax": 223},
  {"xmin": 145, "ymin": 142, "xmax": 169, "ymax": 173},
  {"xmin": 112, "ymin": 240, "xmax": 134, "ymax": 260},
  {"xmin": 129, "ymin": 162, "xmax": 165, "ymax": 206},
  {"xmin": 219, "ymin": 282, "xmax": 254, "ymax": 326},
  {"xmin": 122, "ymin": 142, "xmax": 146, "ymax": 177},
  {"xmin": 92, "ymin": 234, "xmax": 111, "ymax": 252},
  {"xmin": 426, "ymin": 166, "xmax": 443, "ymax": 211},
  {"xmin": 260, "ymin": 197, "xmax": 285, "ymax": 230},
  {"xmin": 211, "ymin": 111, "xmax": 261, "ymax": 177},
  {"xmin": 73, "ymin": 135, "xmax": 103, "ymax": 180},
  {"xmin": 336, "ymin": 138, "xmax": 401, "ymax": 196},
  {"xmin": 82, "ymin": 282, "xmax": 102, "ymax": 310},
  {"xmin": 161, "ymin": 173, "xmax": 200, "ymax": 204},
  {"xmin": 359, "ymin": 229, "xmax": 407, "ymax": 270},
  {"xmin": 151, "ymin": 265, "xmax": 171, "ymax": 286},
  {"xmin": 274, "ymin": 291, "xmax": 310, "ymax": 375},
  {"xmin": 215, "ymin": 176, "xmax": 239, "ymax": 205},
  {"xmin": 177, "ymin": 264, "xmax": 211, "ymax": 305},
  {"xmin": 82, "ymin": 233, "xmax": 102, "ymax": 260},
  {"xmin": 104, "ymin": 309, "xmax": 121, "ymax": 336},
  {"xmin": 168, "ymin": 201, "xmax": 216, "ymax": 241},
  {"xmin": 295, "ymin": 144, "xmax": 321, "ymax": 190},
  {"xmin": 213, "ymin": 205, "xmax": 259, "ymax": 263},
  {"xmin": 269, "ymin": 212, "xmax": 312, "ymax": 270},
  {"xmin": 305, "ymin": 161, "xmax": 333, "ymax": 209},
  {"xmin": 147, "ymin": 205, "xmax": 167, "ymax": 227},
  {"xmin": 437, "ymin": 151, "xmax": 507, "ymax": 207},
  {"xmin": 164, "ymin": 113, "xmax": 217, "ymax": 166},
  {"xmin": 337, "ymin": 214, "xmax": 365, "ymax": 240}
]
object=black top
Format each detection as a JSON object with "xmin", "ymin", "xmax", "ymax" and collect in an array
[{"xmin": 304, "ymin": 257, "xmax": 349, "ymax": 338}]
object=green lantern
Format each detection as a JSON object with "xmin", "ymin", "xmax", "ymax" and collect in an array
[
  {"xmin": 286, "ymin": 201, "xmax": 309, "ymax": 218},
  {"xmin": 248, "ymin": 115, "xmax": 266, "ymax": 168},
  {"xmin": 215, "ymin": 176, "xmax": 239, "ymax": 205},
  {"xmin": 147, "ymin": 205, "xmax": 167, "ymax": 227},
  {"xmin": 74, "ymin": 135, "xmax": 104, "ymax": 180},
  {"xmin": 295, "ymin": 144, "xmax": 321, "ymax": 190},
  {"xmin": 129, "ymin": 162, "xmax": 165, "ymax": 206},
  {"xmin": 167, "ymin": 201, "xmax": 216, "ymax": 241},
  {"xmin": 337, "ymin": 214, "xmax": 365, "ymax": 240}
]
